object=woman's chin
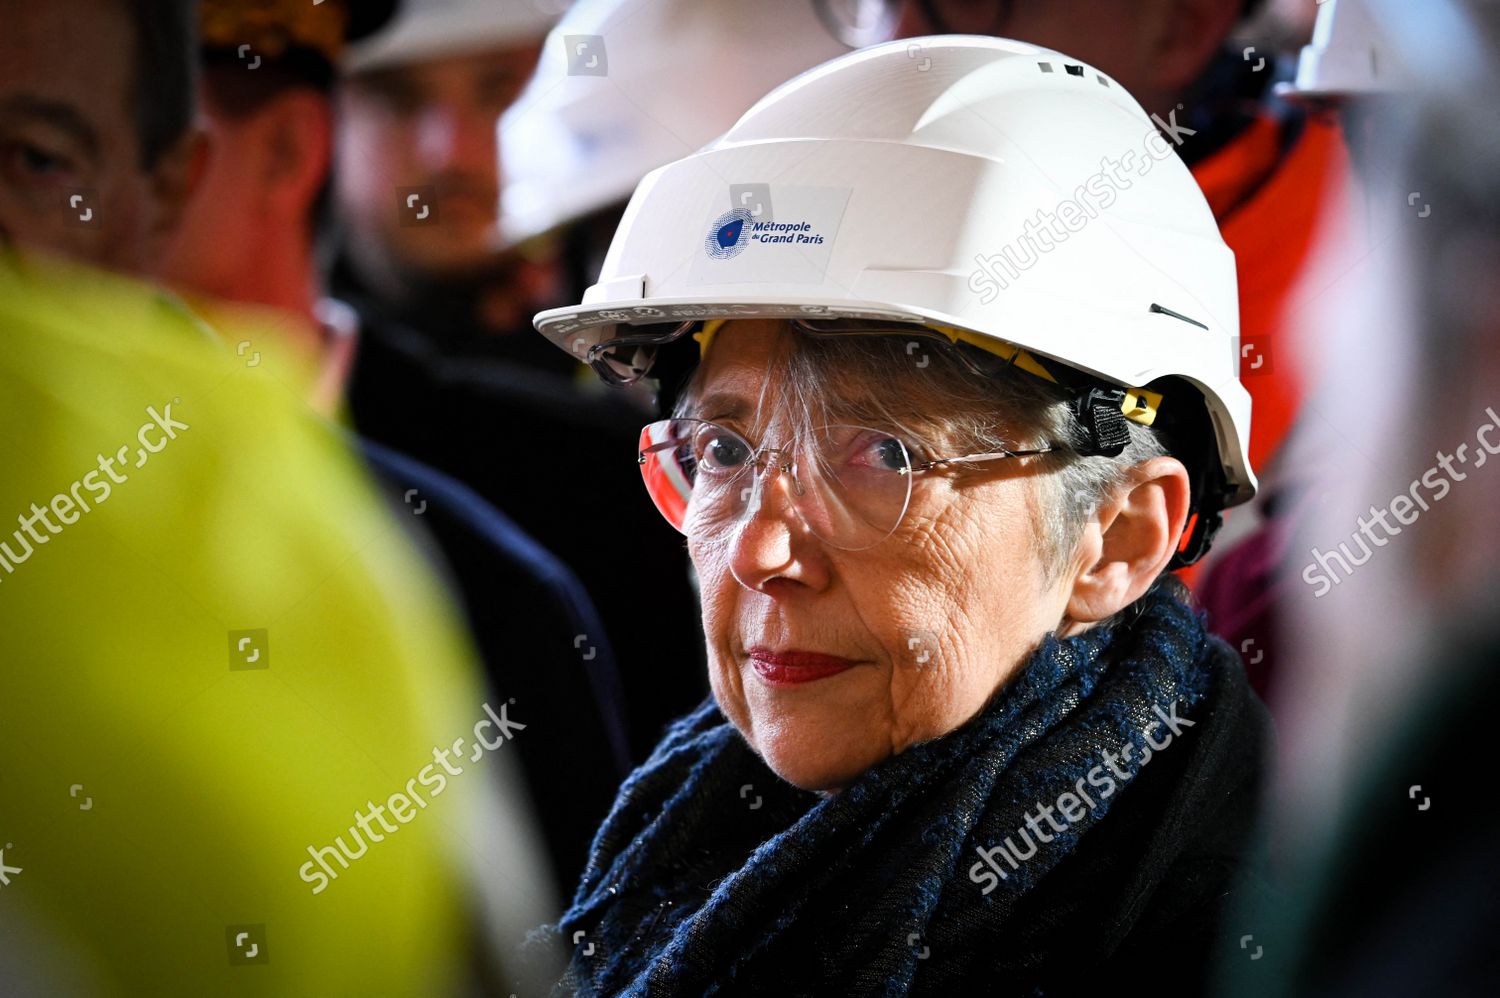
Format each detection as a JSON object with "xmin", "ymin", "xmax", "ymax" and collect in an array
[{"xmin": 754, "ymin": 728, "xmax": 881, "ymax": 794}]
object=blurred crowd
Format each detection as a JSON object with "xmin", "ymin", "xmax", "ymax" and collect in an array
[{"xmin": 1, "ymin": 0, "xmax": 1495, "ymax": 994}]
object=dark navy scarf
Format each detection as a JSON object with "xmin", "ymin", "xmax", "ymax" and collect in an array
[{"xmin": 529, "ymin": 584, "xmax": 1269, "ymax": 996}]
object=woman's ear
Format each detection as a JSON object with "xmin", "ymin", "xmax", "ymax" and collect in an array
[{"xmin": 1064, "ymin": 457, "xmax": 1192, "ymax": 624}]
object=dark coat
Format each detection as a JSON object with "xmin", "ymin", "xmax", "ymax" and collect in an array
[
  {"xmin": 361, "ymin": 438, "xmax": 632, "ymax": 891},
  {"xmin": 341, "ymin": 285, "xmax": 711, "ymax": 766}
]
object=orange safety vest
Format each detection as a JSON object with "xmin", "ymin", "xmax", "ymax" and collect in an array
[{"xmin": 1191, "ymin": 111, "xmax": 1350, "ymax": 475}]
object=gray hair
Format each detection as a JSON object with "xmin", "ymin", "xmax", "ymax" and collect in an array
[{"xmin": 672, "ymin": 323, "xmax": 1168, "ymax": 583}]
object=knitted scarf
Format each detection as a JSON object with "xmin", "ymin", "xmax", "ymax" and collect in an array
[{"xmin": 530, "ymin": 585, "xmax": 1267, "ymax": 996}]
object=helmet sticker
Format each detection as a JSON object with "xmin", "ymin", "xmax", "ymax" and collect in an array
[{"xmin": 689, "ymin": 186, "xmax": 851, "ymax": 286}]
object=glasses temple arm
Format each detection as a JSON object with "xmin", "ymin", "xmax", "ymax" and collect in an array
[{"xmin": 911, "ymin": 445, "xmax": 1056, "ymax": 472}]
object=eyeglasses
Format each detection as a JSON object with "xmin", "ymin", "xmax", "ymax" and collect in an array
[{"xmin": 637, "ymin": 417, "xmax": 1054, "ymax": 550}]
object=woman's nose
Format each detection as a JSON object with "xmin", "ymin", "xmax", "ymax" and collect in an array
[{"xmin": 726, "ymin": 466, "xmax": 829, "ymax": 593}]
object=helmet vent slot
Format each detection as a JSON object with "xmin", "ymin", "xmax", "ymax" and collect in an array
[
  {"xmin": 1037, "ymin": 61, "xmax": 1055, "ymax": 73},
  {"xmin": 1149, "ymin": 302, "xmax": 1209, "ymax": 330},
  {"xmin": 1065, "ymin": 64, "xmax": 1085, "ymax": 77}
]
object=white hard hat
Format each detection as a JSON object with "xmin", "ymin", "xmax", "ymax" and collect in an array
[
  {"xmin": 497, "ymin": 0, "xmax": 851, "ymax": 247},
  {"xmin": 1285, "ymin": 0, "xmax": 1418, "ymax": 99},
  {"xmin": 535, "ymin": 35, "xmax": 1255, "ymax": 548},
  {"xmin": 345, "ymin": 0, "xmax": 562, "ymax": 75}
]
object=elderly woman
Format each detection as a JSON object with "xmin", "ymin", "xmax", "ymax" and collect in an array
[{"xmin": 527, "ymin": 36, "xmax": 1269, "ymax": 997}]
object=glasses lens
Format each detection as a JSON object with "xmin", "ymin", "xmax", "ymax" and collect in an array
[
  {"xmin": 796, "ymin": 425, "xmax": 912, "ymax": 549},
  {"xmin": 638, "ymin": 419, "xmax": 755, "ymax": 536},
  {"xmin": 637, "ymin": 419, "xmax": 913, "ymax": 550}
]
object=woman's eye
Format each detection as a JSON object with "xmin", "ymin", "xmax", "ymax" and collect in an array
[
  {"xmin": 700, "ymin": 432, "xmax": 751, "ymax": 470},
  {"xmin": 868, "ymin": 437, "xmax": 908, "ymax": 471},
  {"xmin": 834, "ymin": 432, "xmax": 908, "ymax": 473}
]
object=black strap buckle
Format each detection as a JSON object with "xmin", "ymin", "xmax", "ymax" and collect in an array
[{"xmin": 1070, "ymin": 388, "xmax": 1131, "ymax": 458}]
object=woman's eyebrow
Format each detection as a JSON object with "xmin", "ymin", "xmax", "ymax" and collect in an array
[{"xmin": 681, "ymin": 392, "xmax": 750, "ymax": 421}]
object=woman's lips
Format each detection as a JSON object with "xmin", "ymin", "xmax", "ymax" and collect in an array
[{"xmin": 746, "ymin": 647, "xmax": 860, "ymax": 686}]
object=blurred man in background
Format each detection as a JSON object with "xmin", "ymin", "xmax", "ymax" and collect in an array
[
  {"xmin": 333, "ymin": 0, "xmax": 564, "ymax": 361},
  {"xmin": 343, "ymin": 0, "xmax": 857, "ymax": 759},
  {"xmin": 157, "ymin": 0, "xmax": 633, "ymax": 890},
  {"xmin": 159, "ymin": 0, "xmax": 400, "ymax": 411},
  {"xmin": 0, "ymin": 0, "xmax": 561, "ymax": 991},
  {"xmin": 332, "ymin": 0, "xmax": 719, "ymax": 760}
]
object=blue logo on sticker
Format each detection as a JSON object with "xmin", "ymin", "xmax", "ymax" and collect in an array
[{"xmin": 705, "ymin": 208, "xmax": 753, "ymax": 260}]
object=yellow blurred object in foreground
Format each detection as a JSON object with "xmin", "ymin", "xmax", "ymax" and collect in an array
[{"xmin": 0, "ymin": 253, "xmax": 556, "ymax": 995}]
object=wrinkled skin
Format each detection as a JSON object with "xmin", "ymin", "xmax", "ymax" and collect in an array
[
  {"xmin": 683, "ymin": 319, "xmax": 1190, "ymax": 793},
  {"xmin": 687, "ymin": 321, "xmax": 1076, "ymax": 791}
]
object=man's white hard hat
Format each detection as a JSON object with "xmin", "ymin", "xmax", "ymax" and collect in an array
[
  {"xmin": 497, "ymin": 0, "xmax": 852, "ymax": 248},
  {"xmin": 1285, "ymin": 0, "xmax": 1419, "ymax": 99},
  {"xmin": 535, "ymin": 35, "xmax": 1255, "ymax": 513},
  {"xmin": 345, "ymin": 0, "xmax": 563, "ymax": 75}
]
